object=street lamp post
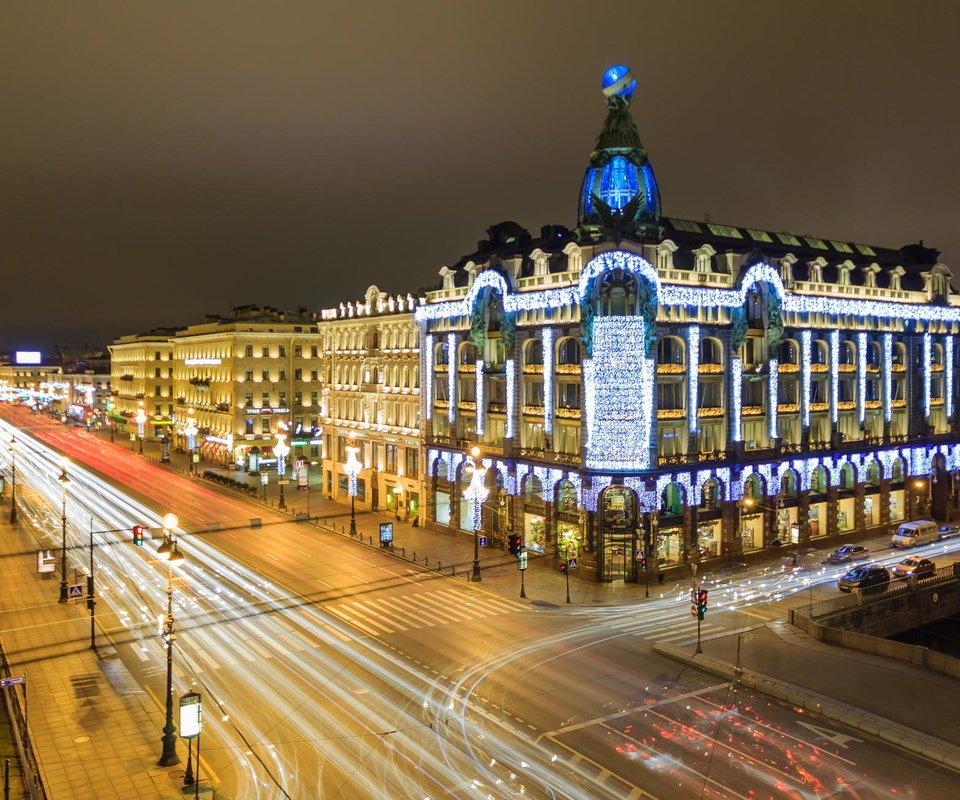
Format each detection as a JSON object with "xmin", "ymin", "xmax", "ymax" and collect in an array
[
  {"xmin": 8, "ymin": 436, "xmax": 18, "ymax": 524},
  {"xmin": 135, "ymin": 402, "xmax": 147, "ymax": 455},
  {"xmin": 464, "ymin": 446, "xmax": 487, "ymax": 582},
  {"xmin": 57, "ymin": 463, "xmax": 71, "ymax": 603},
  {"xmin": 184, "ymin": 411, "xmax": 199, "ymax": 475},
  {"xmin": 157, "ymin": 513, "xmax": 184, "ymax": 767},
  {"xmin": 344, "ymin": 432, "xmax": 361, "ymax": 536},
  {"xmin": 274, "ymin": 428, "xmax": 290, "ymax": 512}
]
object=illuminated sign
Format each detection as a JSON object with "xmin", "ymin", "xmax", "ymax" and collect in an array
[
  {"xmin": 254, "ymin": 407, "xmax": 289, "ymax": 415},
  {"xmin": 15, "ymin": 351, "xmax": 42, "ymax": 365},
  {"xmin": 179, "ymin": 692, "xmax": 201, "ymax": 739},
  {"xmin": 184, "ymin": 358, "xmax": 221, "ymax": 366}
]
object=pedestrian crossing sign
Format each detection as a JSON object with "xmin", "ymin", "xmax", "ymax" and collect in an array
[{"xmin": 68, "ymin": 584, "xmax": 84, "ymax": 600}]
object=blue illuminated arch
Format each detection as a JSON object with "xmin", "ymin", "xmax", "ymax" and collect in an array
[{"xmin": 578, "ymin": 250, "xmax": 660, "ymax": 302}]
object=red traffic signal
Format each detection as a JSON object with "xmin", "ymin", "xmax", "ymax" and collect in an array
[
  {"xmin": 132, "ymin": 525, "xmax": 145, "ymax": 546},
  {"xmin": 559, "ymin": 562, "xmax": 567, "ymax": 573},
  {"xmin": 508, "ymin": 534, "xmax": 524, "ymax": 556},
  {"xmin": 696, "ymin": 588, "xmax": 709, "ymax": 619}
]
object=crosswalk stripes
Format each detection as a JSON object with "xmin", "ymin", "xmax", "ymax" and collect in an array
[{"xmin": 321, "ymin": 587, "xmax": 526, "ymax": 637}]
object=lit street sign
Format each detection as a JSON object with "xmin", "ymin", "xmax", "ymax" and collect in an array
[
  {"xmin": 518, "ymin": 550, "xmax": 528, "ymax": 571},
  {"xmin": 0, "ymin": 676, "xmax": 25, "ymax": 687},
  {"xmin": 179, "ymin": 691, "xmax": 202, "ymax": 739},
  {"xmin": 37, "ymin": 549, "xmax": 56, "ymax": 574},
  {"xmin": 379, "ymin": 522, "xmax": 394, "ymax": 546},
  {"xmin": 478, "ymin": 536, "xmax": 488, "ymax": 547}
]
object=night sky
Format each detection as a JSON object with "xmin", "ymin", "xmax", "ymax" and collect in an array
[{"xmin": 2, "ymin": 2, "xmax": 958, "ymax": 351}]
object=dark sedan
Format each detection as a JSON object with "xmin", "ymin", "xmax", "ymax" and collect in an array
[
  {"xmin": 827, "ymin": 545, "xmax": 870, "ymax": 564},
  {"xmin": 838, "ymin": 565, "xmax": 890, "ymax": 593}
]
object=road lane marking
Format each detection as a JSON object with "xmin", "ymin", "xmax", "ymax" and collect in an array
[
  {"xmin": 325, "ymin": 606, "xmax": 386, "ymax": 637},
  {"xmin": 277, "ymin": 616, "xmax": 323, "ymax": 649},
  {"xmin": 540, "ymin": 682, "xmax": 730, "ymax": 737},
  {"xmin": 266, "ymin": 553, "xmax": 280, "ymax": 561},
  {"xmin": 351, "ymin": 574, "xmax": 369, "ymax": 584}
]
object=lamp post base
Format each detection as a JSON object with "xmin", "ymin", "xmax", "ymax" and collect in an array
[
  {"xmin": 471, "ymin": 561, "xmax": 482, "ymax": 581},
  {"xmin": 9, "ymin": 506, "xmax": 17, "ymax": 524},
  {"xmin": 349, "ymin": 516, "xmax": 357, "ymax": 536},
  {"xmin": 158, "ymin": 731, "xmax": 180, "ymax": 767},
  {"xmin": 58, "ymin": 581, "xmax": 69, "ymax": 603}
]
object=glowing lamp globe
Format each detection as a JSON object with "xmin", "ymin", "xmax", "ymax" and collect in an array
[{"xmin": 601, "ymin": 65, "xmax": 636, "ymax": 101}]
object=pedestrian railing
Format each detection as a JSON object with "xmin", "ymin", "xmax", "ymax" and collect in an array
[{"xmin": 0, "ymin": 637, "xmax": 46, "ymax": 800}]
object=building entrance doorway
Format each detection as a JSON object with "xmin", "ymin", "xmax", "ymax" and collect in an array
[{"xmin": 600, "ymin": 486, "xmax": 638, "ymax": 581}]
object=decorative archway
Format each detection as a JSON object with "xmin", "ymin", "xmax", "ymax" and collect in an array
[{"xmin": 599, "ymin": 485, "xmax": 639, "ymax": 582}]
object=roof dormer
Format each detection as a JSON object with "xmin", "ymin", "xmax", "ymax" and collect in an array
[
  {"xmin": 656, "ymin": 239, "xmax": 679, "ymax": 271},
  {"xmin": 439, "ymin": 266, "xmax": 456, "ymax": 291},
  {"xmin": 862, "ymin": 263, "xmax": 880, "ymax": 289},
  {"xmin": 836, "ymin": 260, "xmax": 855, "ymax": 286},
  {"xmin": 693, "ymin": 243, "xmax": 716, "ymax": 273},
  {"xmin": 888, "ymin": 265, "xmax": 906, "ymax": 291},
  {"xmin": 807, "ymin": 256, "xmax": 827, "ymax": 284},
  {"xmin": 779, "ymin": 253, "xmax": 798, "ymax": 284}
]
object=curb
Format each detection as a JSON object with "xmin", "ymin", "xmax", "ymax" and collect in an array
[{"xmin": 653, "ymin": 641, "xmax": 960, "ymax": 772}]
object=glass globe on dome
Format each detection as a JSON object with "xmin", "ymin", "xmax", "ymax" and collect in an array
[{"xmin": 601, "ymin": 65, "xmax": 636, "ymax": 101}]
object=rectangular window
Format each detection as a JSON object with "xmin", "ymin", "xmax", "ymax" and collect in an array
[
  {"xmin": 261, "ymin": 418, "xmax": 270, "ymax": 433},
  {"xmin": 155, "ymin": 351, "xmax": 161, "ymax": 360},
  {"xmin": 839, "ymin": 378, "xmax": 856, "ymax": 403},
  {"xmin": 154, "ymin": 404, "xmax": 161, "ymax": 415},
  {"xmin": 405, "ymin": 447, "xmax": 419, "ymax": 478},
  {"xmin": 245, "ymin": 370, "xmax": 253, "ymax": 381},
  {"xmin": 279, "ymin": 345, "xmax": 286, "ymax": 357},
  {"xmin": 778, "ymin": 378, "xmax": 798, "ymax": 405},
  {"xmin": 262, "ymin": 392, "xmax": 270, "ymax": 406},
  {"xmin": 311, "ymin": 346, "xmax": 318, "ymax": 358},
  {"xmin": 294, "ymin": 368, "xmax": 302, "ymax": 381},
  {"xmin": 524, "ymin": 379, "xmax": 544, "ymax": 407},
  {"xmin": 245, "ymin": 418, "xmax": 254, "ymax": 434},
  {"xmin": 294, "ymin": 391, "xmax": 302, "ymax": 406},
  {"xmin": 458, "ymin": 377, "xmax": 476, "ymax": 402},
  {"xmin": 262, "ymin": 370, "xmax": 269, "ymax": 381},
  {"xmin": 155, "ymin": 367, "xmax": 161, "ymax": 377},
  {"xmin": 385, "ymin": 444, "xmax": 398, "ymax": 474},
  {"xmin": 262, "ymin": 347, "xmax": 269, "ymax": 357},
  {"xmin": 311, "ymin": 370, "xmax": 318, "ymax": 381},
  {"xmin": 279, "ymin": 370, "xmax": 286, "ymax": 381},
  {"xmin": 742, "ymin": 379, "xmax": 766, "ymax": 408},
  {"xmin": 657, "ymin": 381, "xmax": 684, "ymax": 410},
  {"xmin": 245, "ymin": 345, "xmax": 253, "ymax": 357},
  {"xmin": 245, "ymin": 393, "xmax": 253, "ymax": 407},
  {"xmin": 337, "ymin": 436, "xmax": 347, "ymax": 462},
  {"xmin": 698, "ymin": 381, "xmax": 723, "ymax": 409},
  {"xmin": 812, "ymin": 378, "xmax": 828, "ymax": 404},
  {"xmin": 294, "ymin": 345, "xmax": 302, "ymax": 358},
  {"xmin": 279, "ymin": 392, "xmax": 287, "ymax": 406},
  {"xmin": 658, "ymin": 424, "xmax": 683, "ymax": 456},
  {"xmin": 311, "ymin": 391, "xmax": 318, "ymax": 405}
]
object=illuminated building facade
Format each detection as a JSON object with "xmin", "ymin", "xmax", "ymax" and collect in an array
[
  {"xmin": 169, "ymin": 306, "xmax": 323, "ymax": 467},
  {"xmin": 417, "ymin": 66, "xmax": 960, "ymax": 582},
  {"xmin": 108, "ymin": 332, "xmax": 175, "ymax": 437},
  {"xmin": 319, "ymin": 286, "xmax": 424, "ymax": 523}
]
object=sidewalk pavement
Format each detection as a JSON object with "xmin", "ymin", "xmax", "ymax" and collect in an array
[
  {"xmin": 655, "ymin": 619, "xmax": 960, "ymax": 771},
  {"xmin": 0, "ymin": 515, "xmax": 191, "ymax": 800}
]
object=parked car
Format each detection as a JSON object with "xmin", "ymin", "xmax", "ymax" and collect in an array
[
  {"xmin": 890, "ymin": 520, "xmax": 939, "ymax": 548},
  {"xmin": 892, "ymin": 556, "xmax": 936, "ymax": 579},
  {"xmin": 838, "ymin": 565, "xmax": 890, "ymax": 592},
  {"xmin": 826, "ymin": 545, "xmax": 870, "ymax": 564}
]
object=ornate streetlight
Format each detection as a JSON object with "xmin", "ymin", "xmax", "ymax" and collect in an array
[
  {"xmin": 134, "ymin": 402, "xmax": 147, "ymax": 455},
  {"xmin": 157, "ymin": 513, "xmax": 184, "ymax": 767},
  {"xmin": 343, "ymin": 432, "xmax": 362, "ymax": 536},
  {"xmin": 8, "ymin": 436, "xmax": 18, "ymax": 524},
  {"xmin": 464, "ymin": 446, "xmax": 487, "ymax": 582},
  {"xmin": 183, "ymin": 410, "xmax": 199, "ymax": 475},
  {"xmin": 274, "ymin": 424, "xmax": 290, "ymax": 511},
  {"xmin": 57, "ymin": 463, "xmax": 71, "ymax": 603}
]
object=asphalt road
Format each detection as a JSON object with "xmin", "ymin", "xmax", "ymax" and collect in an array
[{"xmin": 3, "ymin": 404, "xmax": 960, "ymax": 799}]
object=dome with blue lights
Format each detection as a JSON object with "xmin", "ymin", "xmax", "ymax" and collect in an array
[{"xmin": 578, "ymin": 65, "xmax": 661, "ymax": 240}]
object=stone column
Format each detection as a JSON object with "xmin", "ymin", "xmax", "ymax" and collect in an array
[
  {"xmin": 797, "ymin": 493, "xmax": 810, "ymax": 544},
  {"xmin": 854, "ymin": 483, "xmax": 866, "ymax": 531},
  {"xmin": 827, "ymin": 487, "xmax": 839, "ymax": 535},
  {"xmin": 722, "ymin": 501, "xmax": 741, "ymax": 558}
]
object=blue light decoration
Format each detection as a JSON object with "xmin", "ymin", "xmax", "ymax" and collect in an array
[
  {"xmin": 768, "ymin": 358, "xmax": 779, "ymax": 440},
  {"xmin": 601, "ymin": 64, "xmax": 637, "ymax": 101},
  {"xmin": 687, "ymin": 325, "xmax": 700, "ymax": 434},
  {"xmin": 598, "ymin": 156, "xmax": 640, "ymax": 210},
  {"xmin": 585, "ymin": 317, "xmax": 654, "ymax": 471},
  {"xmin": 830, "ymin": 330, "xmax": 839, "ymax": 425},
  {"xmin": 947, "ymin": 336, "xmax": 954, "ymax": 419},
  {"xmin": 857, "ymin": 332, "xmax": 867, "ymax": 425},
  {"xmin": 582, "ymin": 476, "xmax": 612, "ymax": 512},
  {"xmin": 731, "ymin": 357, "xmax": 743, "ymax": 442},
  {"xmin": 506, "ymin": 358, "xmax": 516, "ymax": 439},
  {"xmin": 447, "ymin": 333, "xmax": 457, "ymax": 424},
  {"xmin": 543, "ymin": 327, "xmax": 554, "ymax": 436},
  {"xmin": 923, "ymin": 332, "xmax": 932, "ymax": 419},
  {"xmin": 424, "ymin": 334, "xmax": 434, "ymax": 420},
  {"xmin": 801, "ymin": 330, "xmax": 811, "ymax": 428},
  {"xmin": 417, "ymin": 255, "xmax": 960, "ymax": 328},
  {"xmin": 475, "ymin": 360, "xmax": 484, "ymax": 436},
  {"xmin": 883, "ymin": 333, "xmax": 893, "ymax": 423}
]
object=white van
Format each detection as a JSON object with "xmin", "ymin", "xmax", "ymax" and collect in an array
[{"xmin": 890, "ymin": 520, "xmax": 939, "ymax": 548}]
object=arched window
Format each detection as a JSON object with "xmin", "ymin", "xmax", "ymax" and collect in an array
[
  {"xmin": 557, "ymin": 338, "xmax": 582, "ymax": 366},
  {"xmin": 811, "ymin": 466, "xmax": 829, "ymax": 494},
  {"xmin": 933, "ymin": 343, "xmax": 944, "ymax": 367},
  {"xmin": 891, "ymin": 458, "xmax": 905, "ymax": 482},
  {"xmin": 780, "ymin": 470, "xmax": 798, "ymax": 498},
  {"xmin": 868, "ymin": 341, "xmax": 881, "ymax": 368},
  {"xmin": 840, "ymin": 341, "xmax": 855, "ymax": 366},
  {"xmin": 745, "ymin": 289, "xmax": 765, "ymax": 327},
  {"xmin": 524, "ymin": 475, "xmax": 545, "ymax": 508},
  {"xmin": 660, "ymin": 483, "xmax": 684, "ymax": 515},
  {"xmin": 778, "ymin": 339, "xmax": 799, "ymax": 364},
  {"xmin": 743, "ymin": 473, "xmax": 763, "ymax": 499},
  {"xmin": 840, "ymin": 463, "xmax": 855, "ymax": 490},
  {"xmin": 556, "ymin": 480, "xmax": 578, "ymax": 512},
  {"xmin": 866, "ymin": 461, "xmax": 881, "ymax": 486},
  {"xmin": 812, "ymin": 340, "xmax": 828, "ymax": 365},
  {"xmin": 435, "ymin": 341, "xmax": 448, "ymax": 367},
  {"xmin": 598, "ymin": 269, "xmax": 638, "ymax": 316},
  {"xmin": 657, "ymin": 337, "xmax": 685, "ymax": 366},
  {"xmin": 700, "ymin": 479, "xmax": 721, "ymax": 510},
  {"xmin": 893, "ymin": 342, "xmax": 906, "ymax": 367},
  {"xmin": 525, "ymin": 338, "xmax": 544, "ymax": 367},
  {"xmin": 459, "ymin": 342, "xmax": 479, "ymax": 366}
]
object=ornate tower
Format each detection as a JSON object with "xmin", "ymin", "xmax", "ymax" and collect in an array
[{"xmin": 578, "ymin": 65, "xmax": 662, "ymax": 241}]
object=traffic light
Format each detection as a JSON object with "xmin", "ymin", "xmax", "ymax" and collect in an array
[
  {"xmin": 559, "ymin": 562, "xmax": 567, "ymax": 574},
  {"xmin": 132, "ymin": 525, "xmax": 145, "ymax": 546},
  {"xmin": 696, "ymin": 588, "xmax": 709, "ymax": 620},
  {"xmin": 508, "ymin": 534, "xmax": 523, "ymax": 556},
  {"xmin": 638, "ymin": 550, "xmax": 648, "ymax": 571}
]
